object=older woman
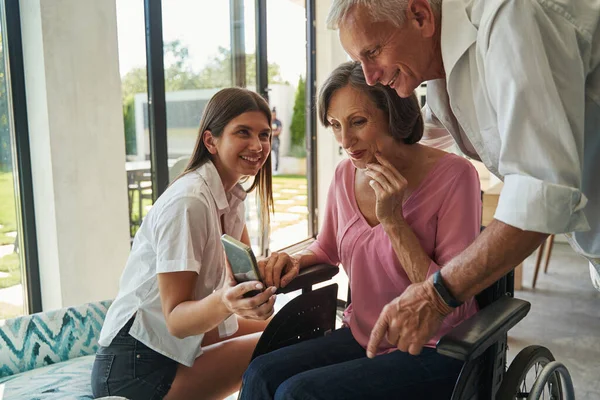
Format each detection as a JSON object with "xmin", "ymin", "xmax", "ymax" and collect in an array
[{"xmin": 240, "ymin": 61, "xmax": 481, "ymax": 399}]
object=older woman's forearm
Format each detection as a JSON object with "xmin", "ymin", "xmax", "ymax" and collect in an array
[
  {"xmin": 383, "ymin": 219, "xmax": 431, "ymax": 283},
  {"xmin": 442, "ymin": 219, "xmax": 548, "ymax": 301}
]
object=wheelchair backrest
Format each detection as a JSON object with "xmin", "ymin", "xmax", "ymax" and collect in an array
[{"xmin": 475, "ymin": 270, "xmax": 514, "ymax": 310}]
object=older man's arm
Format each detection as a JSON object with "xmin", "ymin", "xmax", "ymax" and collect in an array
[
  {"xmin": 440, "ymin": 220, "xmax": 547, "ymax": 301},
  {"xmin": 367, "ymin": 220, "xmax": 547, "ymax": 357}
]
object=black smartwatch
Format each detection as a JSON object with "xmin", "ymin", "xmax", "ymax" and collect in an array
[{"xmin": 432, "ymin": 270, "xmax": 463, "ymax": 308}]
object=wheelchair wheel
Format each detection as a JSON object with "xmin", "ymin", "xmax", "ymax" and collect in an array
[{"xmin": 497, "ymin": 345, "xmax": 563, "ymax": 400}]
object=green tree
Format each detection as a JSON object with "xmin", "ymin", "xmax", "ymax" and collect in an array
[
  {"xmin": 121, "ymin": 67, "xmax": 148, "ymax": 101},
  {"xmin": 164, "ymin": 40, "xmax": 203, "ymax": 91},
  {"xmin": 121, "ymin": 43, "xmax": 288, "ymax": 99},
  {"xmin": 289, "ymin": 75, "xmax": 306, "ymax": 157},
  {"xmin": 196, "ymin": 46, "xmax": 288, "ymax": 88},
  {"xmin": 120, "ymin": 41, "xmax": 288, "ymax": 155},
  {"xmin": 121, "ymin": 40, "xmax": 203, "ymax": 101}
]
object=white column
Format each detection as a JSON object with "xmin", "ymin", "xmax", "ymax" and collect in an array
[
  {"xmin": 315, "ymin": 0, "xmax": 348, "ymax": 228},
  {"xmin": 20, "ymin": 0, "xmax": 130, "ymax": 310}
]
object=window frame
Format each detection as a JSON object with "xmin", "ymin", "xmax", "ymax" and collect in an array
[
  {"xmin": 3, "ymin": 0, "xmax": 42, "ymax": 313},
  {"xmin": 143, "ymin": 0, "xmax": 319, "ymax": 256}
]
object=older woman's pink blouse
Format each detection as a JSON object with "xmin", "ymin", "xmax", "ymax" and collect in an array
[{"xmin": 308, "ymin": 154, "xmax": 481, "ymax": 355}]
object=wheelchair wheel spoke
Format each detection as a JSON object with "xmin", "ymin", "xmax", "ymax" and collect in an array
[
  {"xmin": 521, "ymin": 378, "xmax": 528, "ymax": 392},
  {"xmin": 499, "ymin": 346, "xmax": 565, "ymax": 400}
]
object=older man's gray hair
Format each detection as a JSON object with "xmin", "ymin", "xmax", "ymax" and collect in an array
[{"xmin": 326, "ymin": 0, "xmax": 442, "ymax": 29}]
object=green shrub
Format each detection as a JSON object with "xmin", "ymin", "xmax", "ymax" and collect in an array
[
  {"xmin": 123, "ymin": 96, "xmax": 137, "ymax": 155},
  {"xmin": 289, "ymin": 76, "xmax": 306, "ymax": 155},
  {"xmin": 288, "ymin": 144, "xmax": 306, "ymax": 158}
]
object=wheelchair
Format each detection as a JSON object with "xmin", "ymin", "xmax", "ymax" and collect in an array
[{"xmin": 243, "ymin": 264, "xmax": 576, "ymax": 399}]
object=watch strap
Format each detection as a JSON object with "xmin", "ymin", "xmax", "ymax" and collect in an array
[{"xmin": 432, "ymin": 270, "xmax": 463, "ymax": 308}]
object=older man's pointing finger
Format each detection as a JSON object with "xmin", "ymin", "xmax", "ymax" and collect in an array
[{"xmin": 367, "ymin": 279, "xmax": 453, "ymax": 358}]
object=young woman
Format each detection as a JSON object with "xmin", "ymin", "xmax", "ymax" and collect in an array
[
  {"xmin": 92, "ymin": 88, "xmax": 295, "ymax": 400},
  {"xmin": 241, "ymin": 62, "xmax": 481, "ymax": 399}
]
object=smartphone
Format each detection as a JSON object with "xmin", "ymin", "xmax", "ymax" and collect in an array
[{"xmin": 221, "ymin": 234, "xmax": 264, "ymax": 298}]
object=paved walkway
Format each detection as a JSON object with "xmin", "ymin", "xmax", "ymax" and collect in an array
[
  {"xmin": 0, "ymin": 243, "xmax": 23, "ymax": 319},
  {"xmin": 0, "ymin": 244, "xmax": 14, "ymax": 258},
  {"xmin": 0, "ymin": 284, "xmax": 23, "ymax": 306}
]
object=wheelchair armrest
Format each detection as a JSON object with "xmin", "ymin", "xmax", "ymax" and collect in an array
[
  {"xmin": 276, "ymin": 264, "xmax": 339, "ymax": 294},
  {"xmin": 436, "ymin": 296, "xmax": 530, "ymax": 362}
]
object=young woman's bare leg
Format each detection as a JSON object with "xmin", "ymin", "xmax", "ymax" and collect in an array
[{"xmin": 164, "ymin": 318, "xmax": 268, "ymax": 400}]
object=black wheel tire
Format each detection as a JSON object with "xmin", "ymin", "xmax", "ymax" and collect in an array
[{"xmin": 497, "ymin": 345, "xmax": 563, "ymax": 400}]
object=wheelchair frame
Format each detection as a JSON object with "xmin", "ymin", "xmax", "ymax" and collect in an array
[{"xmin": 245, "ymin": 264, "xmax": 575, "ymax": 399}]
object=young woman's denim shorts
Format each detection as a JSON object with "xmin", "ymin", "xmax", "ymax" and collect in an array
[{"xmin": 91, "ymin": 317, "xmax": 178, "ymax": 399}]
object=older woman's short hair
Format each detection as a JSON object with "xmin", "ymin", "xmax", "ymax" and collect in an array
[{"xmin": 318, "ymin": 61, "xmax": 424, "ymax": 145}]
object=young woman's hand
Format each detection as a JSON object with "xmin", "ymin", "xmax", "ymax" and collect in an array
[
  {"xmin": 220, "ymin": 277, "xmax": 277, "ymax": 320},
  {"xmin": 365, "ymin": 152, "xmax": 408, "ymax": 225},
  {"xmin": 258, "ymin": 252, "xmax": 300, "ymax": 288}
]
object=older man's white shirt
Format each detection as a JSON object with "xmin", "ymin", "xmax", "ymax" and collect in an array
[{"xmin": 421, "ymin": 0, "xmax": 600, "ymax": 286}]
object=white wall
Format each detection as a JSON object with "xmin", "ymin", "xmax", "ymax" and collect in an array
[{"xmin": 20, "ymin": 0, "xmax": 130, "ymax": 310}]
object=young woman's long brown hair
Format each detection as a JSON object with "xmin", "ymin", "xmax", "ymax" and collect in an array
[{"xmin": 177, "ymin": 87, "xmax": 274, "ymax": 236}]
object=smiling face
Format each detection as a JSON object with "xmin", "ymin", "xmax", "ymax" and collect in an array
[
  {"xmin": 327, "ymin": 85, "xmax": 398, "ymax": 169},
  {"xmin": 338, "ymin": 2, "xmax": 442, "ymax": 98},
  {"xmin": 207, "ymin": 111, "xmax": 271, "ymax": 187}
]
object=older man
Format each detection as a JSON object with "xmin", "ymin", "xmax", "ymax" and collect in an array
[{"xmin": 327, "ymin": 0, "xmax": 599, "ymax": 357}]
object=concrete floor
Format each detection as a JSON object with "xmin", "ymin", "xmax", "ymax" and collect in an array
[{"xmin": 508, "ymin": 242, "xmax": 600, "ymax": 399}]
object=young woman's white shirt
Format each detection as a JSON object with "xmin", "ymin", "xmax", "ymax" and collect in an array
[{"xmin": 99, "ymin": 160, "xmax": 245, "ymax": 367}]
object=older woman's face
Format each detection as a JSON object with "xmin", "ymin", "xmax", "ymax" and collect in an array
[
  {"xmin": 327, "ymin": 85, "xmax": 395, "ymax": 169},
  {"xmin": 338, "ymin": 3, "xmax": 439, "ymax": 98}
]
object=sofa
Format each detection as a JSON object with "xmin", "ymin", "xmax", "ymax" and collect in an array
[{"xmin": 0, "ymin": 300, "xmax": 112, "ymax": 399}]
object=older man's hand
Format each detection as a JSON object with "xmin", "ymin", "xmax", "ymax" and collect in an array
[{"xmin": 366, "ymin": 279, "xmax": 453, "ymax": 357}]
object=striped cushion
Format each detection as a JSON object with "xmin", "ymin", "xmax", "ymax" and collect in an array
[{"xmin": 0, "ymin": 300, "xmax": 112, "ymax": 378}]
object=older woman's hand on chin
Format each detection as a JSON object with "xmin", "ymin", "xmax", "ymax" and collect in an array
[
  {"xmin": 258, "ymin": 252, "xmax": 300, "ymax": 288},
  {"xmin": 364, "ymin": 152, "xmax": 408, "ymax": 225}
]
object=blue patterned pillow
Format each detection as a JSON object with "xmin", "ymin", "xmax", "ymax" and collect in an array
[{"xmin": 0, "ymin": 300, "xmax": 112, "ymax": 378}]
